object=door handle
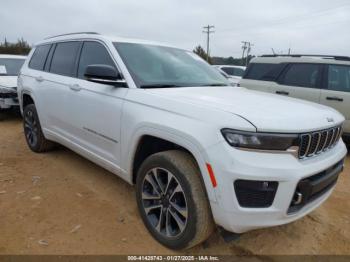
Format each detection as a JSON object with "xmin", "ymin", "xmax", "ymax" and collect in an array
[
  {"xmin": 276, "ymin": 91, "xmax": 289, "ymax": 95},
  {"xmin": 69, "ymin": 84, "xmax": 82, "ymax": 92},
  {"xmin": 35, "ymin": 76, "xmax": 44, "ymax": 82},
  {"xmin": 326, "ymin": 96, "xmax": 343, "ymax": 102}
]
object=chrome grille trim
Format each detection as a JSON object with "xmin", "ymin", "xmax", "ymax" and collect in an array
[
  {"xmin": 298, "ymin": 125, "xmax": 342, "ymax": 159},
  {"xmin": 329, "ymin": 129, "xmax": 336, "ymax": 148},
  {"xmin": 334, "ymin": 127, "xmax": 341, "ymax": 145},
  {"xmin": 314, "ymin": 132, "xmax": 322, "ymax": 155},
  {"xmin": 336, "ymin": 126, "xmax": 342, "ymax": 142},
  {"xmin": 299, "ymin": 134, "xmax": 311, "ymax": 158},
  {"xmin": 321, "ymin": 131, "xmax": 329, "ymax": 151},
  {"xmin": 318, "ymin": 131, "xmax": 328, "ymax": 153}
]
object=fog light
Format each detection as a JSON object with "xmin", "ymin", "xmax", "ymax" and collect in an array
[{"xmin": 234, "ymin": 180, "xmax": 278, "ymax": 208}]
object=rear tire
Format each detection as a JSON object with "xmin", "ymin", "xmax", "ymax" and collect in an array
[
  {"xmin": 136, "ymin": 150, "xmax": 214, "ymax": 249},
  {"xmin": 23, "ymin": 104, "xmax": 56, "ymax": 153}
]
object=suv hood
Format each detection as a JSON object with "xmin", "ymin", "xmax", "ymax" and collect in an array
[
  {"xmin": 148, "ymin": 86, "xmax": 344, "ymax": 133},
  {"xmin": 0, "ymin": 76, "xmax": 18, "ymax": 90}
]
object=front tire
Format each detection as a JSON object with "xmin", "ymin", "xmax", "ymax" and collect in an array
[
  {"xmin": 136, "ymin": 150, "xmax": 214, "ymax": 249},
  {"xmin": 23, "ymin": 104, "xmax": 55, "ymax": 153}
]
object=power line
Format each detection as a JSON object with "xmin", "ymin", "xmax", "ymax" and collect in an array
[
  {"xmin": 221, "ymin": 18, "xmax": 350, "ymax": 42},
  {"xmin": 218, "ymin": 2, "xmax": 350, "ymax": 34},
  {"xmin": 202, "ymin": 25, "xmax": 215, "ymax": 62}
]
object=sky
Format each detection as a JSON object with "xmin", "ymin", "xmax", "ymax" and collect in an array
[{"xmin": 1, "ymin": 0, "xmax": 350, "ymax": 58}]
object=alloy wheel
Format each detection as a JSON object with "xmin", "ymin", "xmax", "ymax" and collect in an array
[
  {"xmin": 141, "ymin": 167, "xmax": 188, "ymax": 238},
  {"xmin": 24, "ymin": 109, "xmax": 38, "ymax": 147}
]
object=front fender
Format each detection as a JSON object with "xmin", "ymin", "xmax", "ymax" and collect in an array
[{"xmin": 124, "ymin": 125, "xmax": 218, "ymax": 202}]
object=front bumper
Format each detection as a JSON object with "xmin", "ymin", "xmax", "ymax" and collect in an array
[
  {"xmin": 0, "ymin": 87, "xmax": 19, "ymax": 109},
  {"xmin": 205, "ymin": 139, "xmax": 347, "ymax": 233}
]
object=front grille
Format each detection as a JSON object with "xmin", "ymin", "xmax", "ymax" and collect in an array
[
  {"xmin": 298, "ymin": 125, "xmax": 342, "ymax": 159},
  {"xmin": 0, "ymin": 92, "xmax": 17, "ymax": 99},
  {"xmin": 288, "ymin": 160, "xmax": 344, "ymax": 214}
]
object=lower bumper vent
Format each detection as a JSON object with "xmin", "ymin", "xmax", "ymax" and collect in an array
[
  {"xmin": 234, "ymin": 180, "xmax": 278, "ymax": 208},
  {"xmin": 288, "ymin": 160, "xmax": 344, "ymax": 214}
]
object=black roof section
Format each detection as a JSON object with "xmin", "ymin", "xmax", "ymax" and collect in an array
[{"xmin": 260, "ymin": 54, "xmax": 350, "ymax": 61}]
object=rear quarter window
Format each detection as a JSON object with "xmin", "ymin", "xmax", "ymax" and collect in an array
[
  {"xmin": 29, "ymin": 44, "xmax": 52, "ymax": 71},
  {"xmin": 327, "ymin": 64, "xmax": 350, "ymax": 92}
]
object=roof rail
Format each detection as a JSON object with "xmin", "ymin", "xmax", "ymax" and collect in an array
[
  {"xmin": 44, "ymin": 32, "xmax": 100, "ymax": 40},
  {"xmin": 260, "ymin": 54, "xmax": 350, "ymax": 61}
]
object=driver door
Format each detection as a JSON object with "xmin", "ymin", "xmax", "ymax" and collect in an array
[{"xmin": 65, "ymin": 41, "xmax": 128, "ymax": 166}]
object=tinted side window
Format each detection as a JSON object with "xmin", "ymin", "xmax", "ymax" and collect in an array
[
  {"xmin": 328, "ymin": 65, "xmax": 350, "ymax": 92},
  {"xmin": 29, "ymin": 44, "xmax": 51, "ymax": 70},
  {"xmin": 78, "ymin": 41, "xmax": 115, "ymax": 79},
  {"xmin": 50, "ymin": 42, "xmax": 81, "ymax": 77},
  {"xmin": 244, "ymin": 63, "xmax": 279, "ymax": 81},
  {"xmin": 281, "ymin": 64, "xmax": 321, "ymax": 88}
]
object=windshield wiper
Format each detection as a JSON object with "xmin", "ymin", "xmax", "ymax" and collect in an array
[
  {"xmin": 140, "ymin": 83, "xmax": 228, "ymax": 88},
  {"xmin": 140, "ymin": 84, "xmax": 183, "ymax": 89},
  {"xmin": 199, "ymin": 83, "xmax": 228, "ymax": 87}
]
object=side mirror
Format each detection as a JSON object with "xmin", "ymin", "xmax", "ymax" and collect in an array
[{"xmin": 84, "ymin": 64, "xmax": 127, "ymax": 87}]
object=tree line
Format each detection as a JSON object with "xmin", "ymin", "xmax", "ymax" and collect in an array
[
  {"xmin": 193, "ymin": 45, "xmax": 254, "ymax": 66},
  {"xmin": 0, "ymin": 38, "xmax": 31, "ymax": 55}
]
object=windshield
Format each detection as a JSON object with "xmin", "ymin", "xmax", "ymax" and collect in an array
[
  {"xmin": 221, "ymin": 67, "xmax": 245, "ymax": 77},
  {"xmin": 113, "ymin": 42, "xmax": 229, "ymax": 88},
  {"xmin": 0, "ymin": 58, "xmax": 25, "ymax": 76}
]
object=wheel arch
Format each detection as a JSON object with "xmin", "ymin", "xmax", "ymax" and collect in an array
[
  {"xmin": 127, "ymin": 127, "xmax": 217, "ymax": 202},
  {"xmin": 20, "ymin": 91, "xmax": 36, "ymax": 114}
]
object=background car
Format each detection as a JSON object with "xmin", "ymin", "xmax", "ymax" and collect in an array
[
  {"xmin": 239, "ymin": 54, "xmax": 350, "ymax": 144},
  {"xmin": 0, "ymin": 54, "xmax": 26, "ymax": 110},
  {"xmin": 213, "ymin": 65, "xmax": 246, "ymax": 86}
]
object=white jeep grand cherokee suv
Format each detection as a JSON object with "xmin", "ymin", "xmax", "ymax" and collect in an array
[{"xmin": 17, "ymin": 33, "xmax": 347, "ymax": 249}]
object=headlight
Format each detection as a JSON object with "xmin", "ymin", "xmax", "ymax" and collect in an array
[{"xmin": 221, "ymin": 129, "xmax": 299, "ymax": 151}]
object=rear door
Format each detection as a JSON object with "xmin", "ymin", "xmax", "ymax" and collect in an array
[
  {"xmin": 24, "ymin": 44, "xmax": 53, "ymax": 127},
  {"xmin": 43, "ymin": 41, "xmax": 82, "ymax": 136},
  {"xmin": 271, "ymin": 63, "xmax": 323, "ymax": 103},
  {"xmin": 320, "ymin": 64, "xmax": 350, "ymax": 133}
]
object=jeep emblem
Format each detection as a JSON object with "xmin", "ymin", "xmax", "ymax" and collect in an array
[{"xmin": 327, "ymin": 117, "xmax": 334, "ymax": 123}]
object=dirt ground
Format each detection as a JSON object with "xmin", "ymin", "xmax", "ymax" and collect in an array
[{"xmin": 0, "ymin": 110, "xmax": 349, "ymax": 255}]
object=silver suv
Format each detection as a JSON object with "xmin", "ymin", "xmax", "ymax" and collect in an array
[{"xmin": 239, "ymin": 55, "xmax": 350, "ymax": 144}]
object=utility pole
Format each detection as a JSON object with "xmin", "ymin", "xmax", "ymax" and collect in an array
[
  {"xmin": 202, "ymin": 25, "xmax": 215, "ymax": 62},
  {"xmin": 241, "ymin": 41, "xmax": 249, "ymax": 63},
  {"xmin": 245, "ymin": 42, "xmax": 253, "ymax": 66},
  {"xmin": 242, "ymin": 41, "xmax": 253, "ymax": 66}
]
